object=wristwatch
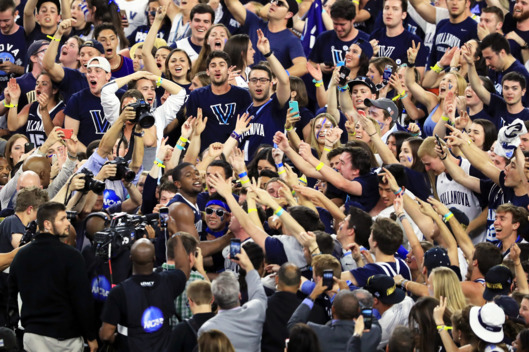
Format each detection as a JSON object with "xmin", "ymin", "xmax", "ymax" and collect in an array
[{"xmin": 133, "ymin": 131, "xmax": 145, "ymax": 137}]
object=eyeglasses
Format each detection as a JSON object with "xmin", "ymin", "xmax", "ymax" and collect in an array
[
  {"xmin": 249, "ymin": 77, "xmax": 271, "ymax": 84},
  {"xmin": 205, "ymin": 208, "xmax": 227, "ymax": 217},
  {"xmin": 270, "ymin": 0, "xmax": 288, "ymax": 7}
]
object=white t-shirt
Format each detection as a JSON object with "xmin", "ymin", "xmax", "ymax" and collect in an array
[
  {"xmin": 116, "ymin": 0, "xmax": 149, "ymax": 37},
  {"xmin": 378, "ymin": 295, "xmax": 415, "ymax": 349}
]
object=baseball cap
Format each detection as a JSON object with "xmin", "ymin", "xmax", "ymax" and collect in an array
[
  {"xmin": 87, "ymin": 57, "xmax": 111, "ymax": 73},
  {"xmin": 495, "ymin": 119, "xmax": 527, "ymax": 159},
  {"xmin": 27, "ymin": 40, "xmax": 50, "ymax": 57},
  {"xmin": 493, "ymin": 295, "xmax": 525, "ymax": 325},
  {"xmin": 423, "ymin": 247, "xmax": 450, "ymax": 273},
  {"xmin": 469, "ymin": 303, "xmax": 505, "ymax": 343},
  {"xmin": 364, "ymin": 98, "xmax": 398, "ymax": 122},
  {"xmin": 364, "ymin": 274, "xmax": 405, "ymax": 305},
  {"xmin": 347, "ymin": 76, "xmax": 377, "ymax": 94},
  {"xmin": 352, "ymin": 39, "xmax": 373, "ymax": 60},
  {"xmin": 80, "ymin": 40, "xmax": 104, "ymax": 55},
  {"xmin": 284, "ymin": 0, "xmax": 299, "ymax": 15},
  {"xmin": 483, "ymin": 265, "xmax": 513, "ymax": 301}
]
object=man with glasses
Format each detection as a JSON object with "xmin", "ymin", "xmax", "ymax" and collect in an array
[
  {"xmin": 237, "ymin": 30, "xmax": 290, "ymax": 161},
  {"xmin": 0, "ymin": 40, "xmax": 49, "ymax": 115},
  {"xmin": 201, "ymin": 194, "xmax": 231, "ymax": 242},
  {"xmin": 223, "ymin": 0, "xmax": 307, "ymax": 76}
]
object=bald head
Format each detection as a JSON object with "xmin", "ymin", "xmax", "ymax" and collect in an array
[
  {"xmin": 23, "ymin": 156, "xmax": 51, "ymax": 188},
  {"xmin": 17, "ymin": 170, "xmax": 41, "ymax": 191},
  {"xmin": 278, "ymin": 263, "xmax": 301, "ymax": 288},
  {"xmin": 131, "ymin": 238, "xmax": 155, "ymax": 266}
]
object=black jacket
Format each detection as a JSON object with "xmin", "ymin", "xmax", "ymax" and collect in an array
[
  {"xmin": 8, "ymin": 233, "xmax": 96, "ymax": 340},
  {"xmin": 169, "ymin": 312, "xmax": 216, "ymax": 352}
]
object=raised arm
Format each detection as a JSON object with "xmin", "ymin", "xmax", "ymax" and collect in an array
[
  {"xmin": 142, "ymin": 6, "xmax": 166, "ymax": 76},
  {"xmin": 274, "ymin": 132, "xmax": 323, "ymax": 179},
  {"xmin": 224, "ymin": 0, "xmax": 247, "ymax": 26},
  {"xmin": 5, "ymin": 80, "xmax": 29, "ymax": 132},
  {"xmin": 406, "ymin": 42, "xmax": 438, "ymax": 110},
  {"xmin": 462, "ymin": 43, "xmax": 491, "ymax": 106},
  {"xmin": 23, "ymin": 0, "xmax": 38, "ymax": 35},
  {"xmin": 358, "ymin": 112, "xmax": 398, "ymax": 164},
  {"xmin": 408, "ymin": 0, "xmax": 437, "ymax": 24},
  {"xmin": 436, "ymin": 140, "xmax": 481, "ymax": 193},
  {"xmin": 43, "ymin": 19, "xmax": 75, "ymax": 82}
]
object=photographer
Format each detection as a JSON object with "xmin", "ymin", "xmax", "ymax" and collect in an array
[{"xmin": 100, "ymin": 70, "xmax": 186, "ymax": 150}]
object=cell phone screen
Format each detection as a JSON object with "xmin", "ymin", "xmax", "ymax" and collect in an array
[
  {"xmin": 361, "ymin": 308, "xmax": 373, "ymax": 329},
  {"xmin": 159, "ymin": 207, "xmax": 169, "ymax": 226},
  {"xmin": 230, "ymin": 239, "xmax": 241, "ymax": 258}
]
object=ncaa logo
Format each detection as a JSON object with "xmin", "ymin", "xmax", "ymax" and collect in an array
[
  {"xmin": 91, "ymin": 275, "xmax": 111, "ymax": 301},
  {"xmin": 142, "ymin": 307, "xmax": 164, "ymax": 333}
]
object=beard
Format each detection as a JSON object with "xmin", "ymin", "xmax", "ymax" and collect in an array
[{"xmin": 514, "ymin": 8, "xmax": 529, "ymax": 22}]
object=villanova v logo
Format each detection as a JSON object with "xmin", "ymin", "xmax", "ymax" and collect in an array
[
  {"xmin": 90, "ymin": 110, "xmax": 110, "ymax": 134},
  {"xmin": 331, "ymin": 46, "xmax": 345, "ymax": 65},
  {"xmin": 210, "ymin": 103, "xmax": 236, "ymax": 125}
]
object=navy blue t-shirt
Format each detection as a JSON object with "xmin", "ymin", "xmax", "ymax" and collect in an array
[
  {"xmin": 0, "ymin": 26, "xmax": 27, "ymax": 90},
  {"xmin": 355, "ymin": 0, "xmax": 383, "ymax": 33},
  {"xmin": 488, "ymin": 60, "xmax": 529, "ymax": 104},
  {"xmin": 370, "ymin": 28, "xmax": 427, "ymax": 67},
  {"xmin": 240, "ymin": 93, "xmax": 288, "ymax": 161},
  {"xmin": 343, "ymin": 172, "xmax": 380, "ymax": 212},
  {"xmin": 404, "ymin": 168, "xmax": 430, "ymax": 201},
  {"xmin": 240, "ymin": 10, "xmax": 306, "ymax": 69},
  {"xmin": 308, "ymin": 29, "xmax": 370, "ymax": 84},
  {"xmin": 351, "ymin": 258, "xmax": 411, "ymax": 287},
  {"xmin": 19, "ymin": 101, "xmax": 65, "ymax": 146},
  {"xmin": 185, "ymin": 85, "xmax": 252, "ymax": 152},
  {"xmin": 486, "ymin": 93, "xmax": 529, "ymax": 130},
  {"xmin": 429, "ymin": 17, "xmax": 478, "ymax": 67},
  {"xmin": 57, "ymin": 68, "xmax": 88, "ymax": 104},
  {"xmin": 111, "ymin": 55, "xmax": 134, "ymax": 79},
  {"xmin": 63, "ymin": 88, "xmax": 108, "ymax": 146},
  {"xmin": 469, "ymin": 107, "xmax": 492, "ymax": 121},
  {"xmin": 507, "ymin": 29, "xmax": 529, "ymax": 65}
]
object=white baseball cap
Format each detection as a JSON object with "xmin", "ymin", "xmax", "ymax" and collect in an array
[{"xmin": 87, "ymin": 57, "xmax": 111, "ymax": 73}]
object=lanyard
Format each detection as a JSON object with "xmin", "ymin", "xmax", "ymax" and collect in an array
[{"xmin": 245, "ymin": 98, "xmax": 272, "ymax": 116}]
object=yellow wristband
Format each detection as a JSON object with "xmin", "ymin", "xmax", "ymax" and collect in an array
[
  {"xmin": 179, "ymin": 136, "xmax": 188, "ymax": 143},
  {"xmin": 153, "ymin": 160, "xmax": 165, "ymax": 168},
  {"xmin": 248, "ymin": 208, "xmax": 258, "ymax": 213},
  {"xmin": 47, "ymin": 35, "xmax": 60, "ymax": 42},
  {"xmin": 278, "ymin": 169, "xmax": 286, "ymax": 175},
  {"xmin": 286, "ymin": 126, "xmax": 293, "ymax": 132},
  {"xmin": 323, "ymin": 147, "xmax": 331, "ymax": 152},
  {"xmin": 315, "ymin": 162, "xmax": 324, "ymax": 171},
  {"xmin": 4, "ymin": 103, "xmax": 16, "ymax": 108},
  {"xmin": 441, "ymin": 115, "xmax": 450, "ymax": 122},
  {"xmin": 431, "ymin": 63, "xmax": 443, "ymax": 74},
  {"xmin": 240, "ymin": 178, "xmax": 250, "ymax": 185},
  {"xmin": 353, "ymin": 0, "xmax": 359, "ymax": 4}
]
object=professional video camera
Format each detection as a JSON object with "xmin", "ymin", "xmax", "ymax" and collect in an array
[
  {"xmin": 107, "ymin": 157, "xmax": 136, "ymax": 182},
  {"xmin": 128, "ymin": 100, "xmax": 155, "ymax": 128},
  {"xmin": 93, "ymin": 212, "xmax": 159, "ymax": 258},
  {"xmin": 19, "ymin": 220, "xmax": 37, "ymax": 246},
  {"xmin": 79, "ymin": 169, "xmax": 105, "ymax": 194}
]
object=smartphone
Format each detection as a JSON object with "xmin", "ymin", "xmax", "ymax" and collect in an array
[
  {"xmin": 383, "ymin": 65, "xmax": 393, "ymax": 82},
  {"xmin": 289, "ymin": 101, "xmax": 299, "ymax": 117},
  {"xmin": 24, "ymin": 142, "xmax": 34, "ymax": 154},
  {"xmin": 57, "ymin": 128, "xmax": 73, "ymax": 139},
  {"xmin": 338, "ymin": 66, "xmax": 351, "ymax": 87},
  {"xmin": 361, "ymin": 308, "xmax": 373, "ymax": 330},
  {"xmin": 435, "ymin": 134, "xmax": 443, "ymax": 147},
  {"xmin": 159, "ymin": 207, "xmax": 169, "ymax": 227},
  {"xmin": 322, "ymin": 269, "xmax": 334, "ymax": 290},
  {"xmin": 230, "ymin": 239, "xmax": 241, "ymax": 258}
]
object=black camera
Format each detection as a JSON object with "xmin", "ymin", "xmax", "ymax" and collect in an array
[
  {"xmin": 93, "ymin": 212, "xmax": 159, "ymax": 258},
  {"xmin": 79, "ymin": 169, "xmax": 105, "ymax": 195},
  {"xmin": 19, "ymin": 221, "xmax": 38, "ymax": 246},
  {"xmin": 128, "ymin": 100, "xmax": 155, "ymax": 129},
  {"xmin": 107, "ymin": 157, "xmax": 136, "ymax": 182}
]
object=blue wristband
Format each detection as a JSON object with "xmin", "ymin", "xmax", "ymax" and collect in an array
[
  {"xmin": 276, "ymin": 162, "xmax": 284, "ymax": 168},
  {"xmin": 238, "ymin": 171, "xmax": 248, "ymax": 178}
]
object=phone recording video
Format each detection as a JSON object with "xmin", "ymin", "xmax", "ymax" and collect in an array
[
  {"xmin": 322, "ymin": 269, "xmax": 334, "ymax": 290},
  {"xmin": 361, "ymin": 308, "xmax": 373, "ymax": 330},
  {"xmin": 230, "ymin": 239, "xmax": 241, "ymax": 258}
]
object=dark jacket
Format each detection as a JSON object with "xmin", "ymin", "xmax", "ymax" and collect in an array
[
  {"xmin": 169, "ymin": 312, "xmax": 216, "ymax": 352},
  {"xmin": 262, "ymin": 291, "xmax": 302, "ymax": 352},
  {"xmin": 8, "ymin": 233, "xmax": 96, "ymax": 340}
]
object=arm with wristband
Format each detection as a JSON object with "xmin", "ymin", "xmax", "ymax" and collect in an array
[
  {"xmin": 405, "ymin": 41, "xmax": 439, "ymax": 111},
  {"xmin": 42, "ymin": 19, "xmax": 75, "ymax": 82},
  {"xmin": 141, "ymin": 6, "xmax": 167, "ymax": 76},
  {"xmin": 272, "ymin": 148, "xmax": 287, "ymax": 180},
  {"xmin": 168, "ymin": 117, "xmax": 194, "ymax": 168},
  {"xmin": 357, "ymin": 111, "xmax": 399, "ymax": 165},
  {"xmin": 434, "ymin": 297, "xmax": 459, "ymax": 352},
  {"xmin": 285, "ymin": 108, "xmax": 302, "ymax": 152},
  {"xmin": 183, "ymin": 109, "xmax": 206, "ymax": 165},
  {"xmin": 222, "ymin": 113, "xmax": 252, "ymax": 158},
  {"xmin": 274, "ymin": 132, "xmax": 323, "ymax": 179},
  {"xmin": 229, "ymin": 148, "xmax": 251, "ymax": 188},
  {"xmin": 5, "ymin": 79, "xmax": 28, "ymax": 132},
  {"xmin": 246, "ymin": 188, "xmax": 264, "ymax": 230},
  {"xmin": 320, "ymin": 127, "xmax": 341, "ymax": 165},
  {"xmin": 435, "ymin": 141, "xmax": 481, "ymax": 193},
  {"xmin": 307, "ymin": 61, "xmax": 328, "ymax": 108},
  {"xmin": 394, "ymin": 194, "xmax": 424, "ymax": 270},
  {"xmin": 432, "ymin": 91, "xmax": 457, "ymax": 140}
]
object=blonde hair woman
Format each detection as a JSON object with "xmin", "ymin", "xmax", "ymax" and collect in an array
[{"xmin": 429, "ymin": 267, "xmax": 467, "ymax": 314}]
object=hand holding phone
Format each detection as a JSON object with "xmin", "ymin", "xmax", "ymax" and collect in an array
[
  {"xmin": 361, "ymin": 308, "xmax": 373, "ymax": 330},
  {"xmin": 289, "ymin": 101, "xmax": 299, "ymax": 117},
  {"xmin": 24, "ymin": 142, "xmax": 35, "ymax": 154},
  {"xmin": 159, "ymin": 207, "xmax": 169, "ymax": 228},
  {"xmin": 57, "ymin": 128, "xmax": 73, "ymax": 139},
  {"xmin": 322, "ymin": 269, "xmax": 334, "ymax": 290}
]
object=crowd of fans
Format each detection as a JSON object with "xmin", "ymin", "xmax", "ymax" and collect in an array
[{"xmin": 1, "ymin": 0, "xmax": 529, "ymax": 349}]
